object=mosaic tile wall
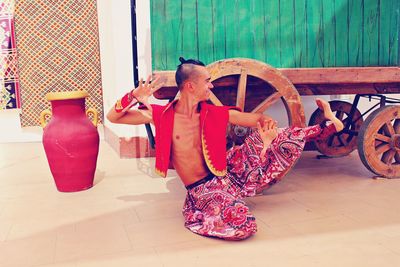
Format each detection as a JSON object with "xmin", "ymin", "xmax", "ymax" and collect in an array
[
  {"xmin": 14, "ymin": 0, "xmax": 103, "ymax": 126},
  {"xmin": 0, "ymin": 0, "xmax": 20, "ymax": 110}
]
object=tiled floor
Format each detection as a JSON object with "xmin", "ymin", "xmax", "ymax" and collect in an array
[{"xmin": 1, "ymin": 141, "xmax": 400, "ymax": 267}]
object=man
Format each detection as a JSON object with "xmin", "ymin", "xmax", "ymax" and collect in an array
[{"xmin": 107, "ymin": 57, "xmax": 343, "ymax": 240}]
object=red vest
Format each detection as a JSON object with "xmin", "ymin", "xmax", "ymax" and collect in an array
[{"xmin": 150, "ymin": 101, "xmax": 240, "ymax": 177}]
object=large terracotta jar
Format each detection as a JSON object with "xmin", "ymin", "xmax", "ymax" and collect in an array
[{"xmin": 40, "ymin": 91, "xmax": 99, "ymax": 192}]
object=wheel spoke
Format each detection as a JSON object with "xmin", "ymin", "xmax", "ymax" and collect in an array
[
  {"xmin": 252, "ymin": 92, "xmax": 281, "ymax": 113},
  {"xmin": 236, "ymin": 69, "xmax": 248, "ymax": 110},
  {"xmin": 375, "ymin": 143, "xmax": 391, "ymax": 155},
  {"xmin": 394, "ymin": 119, "xmax": 400, "ymax": 134},
  {"xmin": 375, "ymin": 133, "xmax": 391, "ymax": 143},
  {"xmin": 335, "ymin": 111, "xmax": 345, "ymax": 121},
  {"xmin": 382, "ymin": 122, "xmax": 395, "ymax": 137},
  {"xmin": 381, "ymin": 149, "xmax": 396, "ymax": 165},
  {"xmin": 337, "ymin": 135, "xmax": 347, "ymax": 146},
  {"xmin": 395, "ymin": 151, "xmax": 400, "ymax": 163},
  {"xmin": 327, "ymin": 135, "xmax": 339, "ymax": 147},
  {"xmin": 209, "ymin": 91, "xmax": 223, "ymax": 106}
]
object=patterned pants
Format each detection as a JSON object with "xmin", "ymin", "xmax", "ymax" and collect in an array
[{"xmin": 182, "ymin": 123, "xmax": 337, "ymax": 240}]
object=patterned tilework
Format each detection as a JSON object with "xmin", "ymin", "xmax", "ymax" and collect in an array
[
  {"xmin": 14, "ymin": 0, "xmax": 103, "ymax": 126},
  {"xmin": 0, "ymin": 0, "xmax": 20, "ymax": 110}
]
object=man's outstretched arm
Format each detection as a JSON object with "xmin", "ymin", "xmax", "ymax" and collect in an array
[
  {"xmin": 107, "ymin": 108, "xmax": 152, "ymax": 125},
  {"xmin": 228, "ymin": 109, "xmax": 273, "ymax": 128},
  {"xmin": 106, "ymin": 75, "xmax": 164, "ymax": 125}
]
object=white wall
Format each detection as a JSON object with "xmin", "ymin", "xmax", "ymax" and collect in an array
[
  {"xmin": 97, "ymin": 0, "xmax": 154, "ymax": 138},
  {"xmin": 0, "ymin": 109, "xmax": 42, "ymax": 142}
]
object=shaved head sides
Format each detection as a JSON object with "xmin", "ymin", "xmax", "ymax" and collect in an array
[{"xmin": 175, "ymin": 57, "xmax": 205, "ymax": 90}]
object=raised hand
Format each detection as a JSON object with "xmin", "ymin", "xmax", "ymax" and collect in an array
[{"xmin": 132, "ymin": 75, "xmax": 165, "ymax": 111}]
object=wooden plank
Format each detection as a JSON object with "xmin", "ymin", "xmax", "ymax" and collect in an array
[
  {"xmin": 279, "ymin": 0, "xmax": 296, "ymax": 67},
  {"xmin": 237, "ymin": 0, "xmax": 253, "ymax": 59},
  {"xmin": 154, "ymin": 67, "xmax": 400, "ymax": 95},
  {"xmin": 335, "ymin": 0, "xmax": 349, "ymax": 66},
  {"xmin": 294, "ymin": 0, "xmax": 307, "ymax": 67},
  {"xmin": 264, "ymin": 0, "xmax": 280, "ymax": 66},
  {"xmin": 388, "ymin": 0, "xmax": 399, "ymax": 66},
  {"xmin": 154, "ymin": 67, "xmax": 400, "ymax": 88},
  {"xmin": 213, "ymin": 0, "xmax": 226, "ymax": 61},
  {"xmin": 251, "ymin": 0, "xmax": 266, "ymax": 61},
  {"xmin": 165, "ymin": 1, "xmax": 182, "ymax": 70},
  {"xmin": 280, "ymin": 67, "xmax": 400, "ymax": 84},
  {"xmin": 152, "ymin": 81, "xmax": 400, "ymax": 99},
  {"xmin": 306, "ymin": 0, "xmax": 324, "ymax": 67},
  {"xmin": 182, "ymin": 0, "xmax": 198, "ymax": 61},
  {"xmin": 348, "ymin": 0, "xmax": 363, "ymax": 66},
  {"xmin": 198, "ymin": 0, "xmax": 214, "ymax": 64},
  {"xmin": 295, "ymin": 83, "xmax": 400, "ymax": 96},
  {"xmin": 322, "ymin": 0, "xmax": 336, "ymax": 67},
  {"xmin": 363, "ymin": 0, "xmax": 379, "ymax": 66},
  {"xmin": 224, "ymin": 0, "xmax": 238, "ymax": 58},
  {"xmin": 379, "ymin": 0, "xmax": 390, "ymax": 65},
  {"xmin": 150, "ymin": 0, "xmax": 167, "ymax": 70}
]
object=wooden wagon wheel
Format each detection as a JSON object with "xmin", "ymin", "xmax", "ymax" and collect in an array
[
  {"xmin": 308, "ymin": 100, "xmax": 363, "ymax": 157},
  {"xmin": 206, "ymin": 58, "xmax": 305, "ymax": 145},
  {"xmin": 358, "ymin": 105, "xmax": 400, "ymax": 178}
]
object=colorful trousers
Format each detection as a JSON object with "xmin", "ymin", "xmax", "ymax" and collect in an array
[{"xmin": 182, "ymin": 122, "xmax": 337, "ymax": 240}]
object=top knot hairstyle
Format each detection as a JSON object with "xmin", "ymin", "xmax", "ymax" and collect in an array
[{"xmin": 175, "ymin": 57, "xmax": 205, "ymax": 89}]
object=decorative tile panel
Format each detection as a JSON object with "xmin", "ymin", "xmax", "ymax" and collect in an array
[{"xmin": 14, "ymin": 0, "xmax": 103, "ymax": 126}]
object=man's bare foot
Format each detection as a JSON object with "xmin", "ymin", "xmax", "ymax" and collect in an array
[{"xmin": 315, "ymin": 98, "xmax": 344, "ymax": 132}]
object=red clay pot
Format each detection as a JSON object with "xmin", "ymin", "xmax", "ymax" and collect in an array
[{"xmin": 40, "ymin": 91, "xmax": 99, "ymax": 192}]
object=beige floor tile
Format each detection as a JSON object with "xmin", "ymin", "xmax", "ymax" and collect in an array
[
  {"xmin": 0, "ymin": 219, "xmax": 13, "ymax": 241},
  {"xmin": 36, "ymin": 260, "xmax": 77, "ymax": 267},
  {"xmin": 54, "ymin": 218, "xmax": 132, "ymax": 262},
  {"xmin": 254, "ymin": 196, "xmax": 327, "ymax": 227},
  {"xmin": 0, "ymin": 233, "xmax": 56, "ymax": 267},
  {"xmin": 75, "ymin": 248, "xmax": 162, "ymax": 267},
  {"xmin": 124, "ymin": 217, "xmax": 195, "ymax": 249},
  {"xmin": 133, "ymin": 198, "xmax": 183, "ymax": 222},
  {"xmin": 377, "ymin": 234, "xmax": 400, "ymax": 255}
]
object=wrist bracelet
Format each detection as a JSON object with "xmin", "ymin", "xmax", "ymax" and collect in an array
[{"xmin": 115, "ymin": 91, "xmax": 139, "ymax": 113}]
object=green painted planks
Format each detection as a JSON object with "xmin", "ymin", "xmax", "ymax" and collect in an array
[
  {"xmin": 294, "ymin": 0, "xmax": 308, "ymax": 67},
  {"xmin": 237, "ymin": 0, "xmax": 254, "ymax": 59},
  {"xmin": 252, "ymin": 0, "xmax": 266, "ymax": 62},
  {"xmin": 388, "ymin": 0, "xmax": 399, "ymax": 66},
  {"xmin": 264, "ymin": 0, "xmax": 280, "ymax": 66},
  {"xmin": 280, "ymin": 0, "xmax": 296, "ymax": 67},
  {"xmin": 379, "ymin": 0, "xmax": 391, "ymax": 65},
  {"xmin": 151, "ymin": 0, "xmax": 166, "ymax": 70},
  {"xmin": 335, "ymin": 0, "xmax": 349, "ymax": 66},
  {"xmin": 322, "ymin": 0, "xmax": 336, "ymax": 66},
  {"xmin": 306, "ymin": 0, "xmax": 324, "ymax": 67},
  {"xmin": 197, "ymin": 0, "xmax": 214, "ymax": 64},
  {"xmin": 213, "ymin": 0, "xmax": 226, "ymax": 61},
  {"xmin": 181, "ymin": 0, "xmax": 198, "ymax": 66},
  {"xmin": 363, "ymin": 0, "xmax": 379, "ymax": 65},
  {"xmin": 165, "ymin": 1, "xmax": 182, "ymax": 69},
  {"xmin": 348, "ymin": 0, "xmax": 363, "ymax": 66}
]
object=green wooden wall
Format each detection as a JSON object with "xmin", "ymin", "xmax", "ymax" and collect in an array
[{"xmin": 150, "ymin": 0, "xmax": 400, "ymax": 70}]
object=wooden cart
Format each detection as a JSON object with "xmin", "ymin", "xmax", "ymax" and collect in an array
[
  {"xmin": 152, "ymin": 58, "xmax": 400, "ymax": 178},
  {"xmin": 148, "ymin": 0, "xmax": 400, "ymax": 177}
]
